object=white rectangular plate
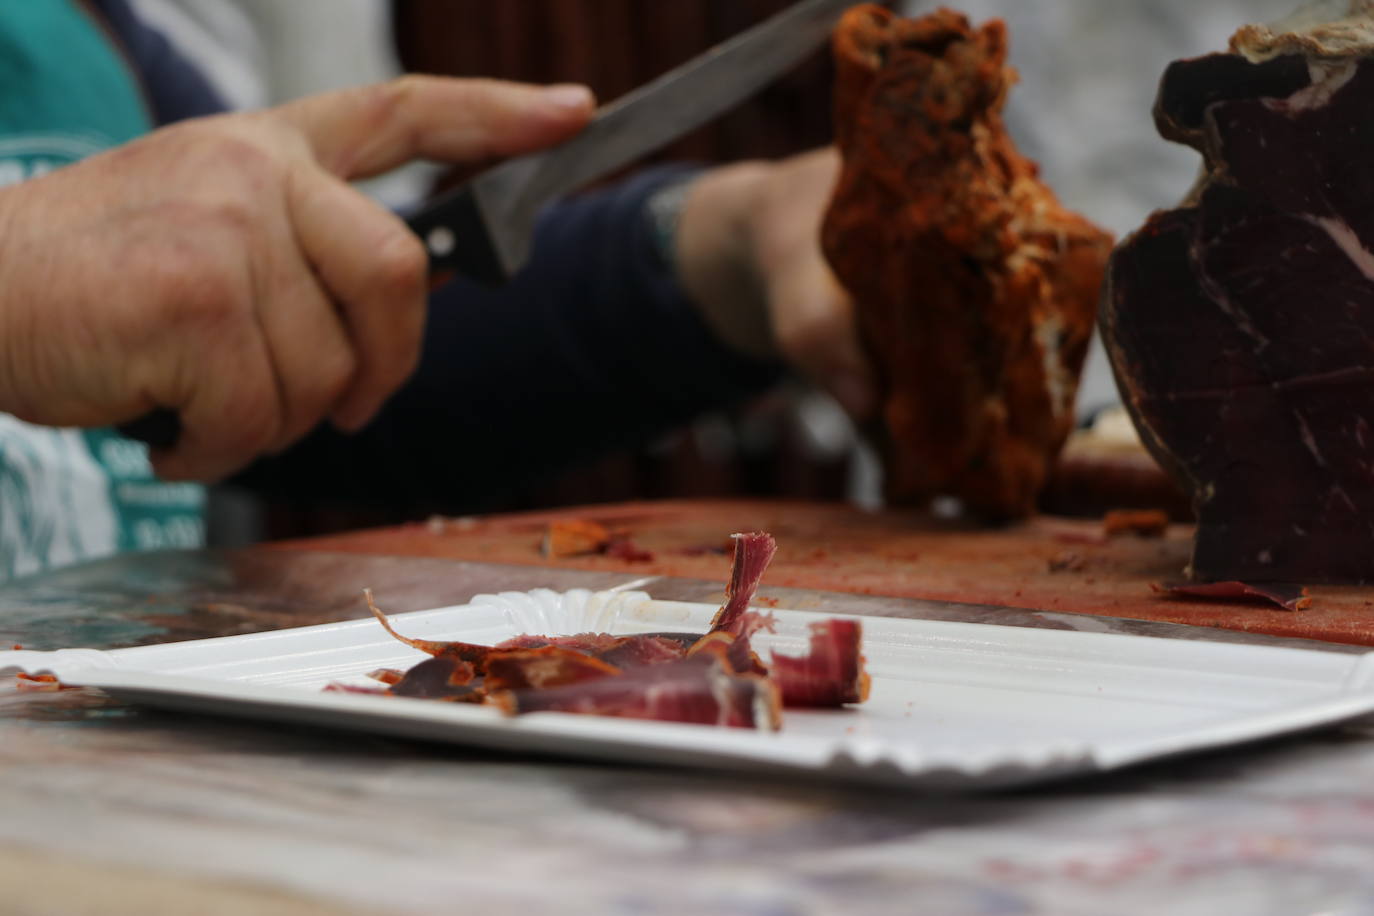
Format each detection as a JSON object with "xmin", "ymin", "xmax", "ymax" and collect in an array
[{"xmin": 7, "ymin": 587, "xmax": 1374, "ymax": 790}]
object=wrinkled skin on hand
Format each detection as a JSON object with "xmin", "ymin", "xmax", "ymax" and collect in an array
[{"xmin": 0, "ymin": 77, "xmax": 593, "ymax": 481}]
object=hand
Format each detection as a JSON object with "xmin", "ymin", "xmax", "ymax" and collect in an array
[
  {"xmin": 675, "ymin": 148, "xmax": 876, "ymax": 420},
  {"xmin": 0, "ymin": 77, "xmax": 594, "ymax": 480}
]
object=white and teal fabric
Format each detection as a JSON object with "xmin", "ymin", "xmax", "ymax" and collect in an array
[{"xmin": 0, "ymin": 2, "xmax": 204, "ymax": 581}]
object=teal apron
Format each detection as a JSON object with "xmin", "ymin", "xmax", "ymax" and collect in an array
[{"xmin": 0, "ymin": 1, "xmax": 205, "ymax": 580}]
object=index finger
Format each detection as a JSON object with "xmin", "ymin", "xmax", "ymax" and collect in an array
[{"xmin": 274, "ymin": 76, "xmax": 595, "ymax": 180}]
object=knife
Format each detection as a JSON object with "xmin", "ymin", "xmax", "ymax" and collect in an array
[
  {"xmin": 406, "ymin": 0, "xmax": 856, "ymax": 284},
  {"xmin": 119, "ymin": 0, "xmax": 854, "ymax": 449}
]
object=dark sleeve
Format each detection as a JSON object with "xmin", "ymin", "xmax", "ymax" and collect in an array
[
  {"xmin": 90, "ymin": 0, "xmax": 228, "ymax": 124},
  {"xmin": 233, "ymin": 167, "xmax": 784, "ymax": 512}
]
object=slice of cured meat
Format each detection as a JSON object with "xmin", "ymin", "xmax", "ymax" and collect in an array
[
  {"xmin": 687, "ymin": 630, "xmax": 769, "ymax": 677},
  {"xmin": 365, "ymin": 589, "xmax": 496, "ymax": 667},
  {"xmin": 769, "ymin": 619, "xmax": 871, "ymax": 707},
  {"xmin": 1102, "ymin": 2, "xmax": 1374, "ymax": 583},
  {"xmin": 389, "ymin": 656, "xmax": 482, "ymax": 702},
  {"xmin": 488, "ymin": 655, "xmax": 783, "ymax": 731},
  {"xmin": 1153, "ymin": 580, "xmax": 1311, "ymax": 612},
  {"xmin": 366, "ymin": 590, "xmax": 692, "ymax": 672},
  {"xmin": 709, "ymin": 531, "xmax": 778, "ymax": 638},
  {"xmin": 821, "ymin": 5, "xmax": 1113, "ymax": 520}
]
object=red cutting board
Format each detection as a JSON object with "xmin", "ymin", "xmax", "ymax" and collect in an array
[{"xmin": 273, "ymin": 498, "xmax": 1374, "ymax": 647}]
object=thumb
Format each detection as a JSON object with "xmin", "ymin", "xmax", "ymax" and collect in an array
[{"xmin": 274, "ymin": 76, "xmax": 594, "ymax": 179}]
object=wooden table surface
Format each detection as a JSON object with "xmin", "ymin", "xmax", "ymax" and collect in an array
[{"xmin": 7, "ymin": 501, "xmax": 1374, "ymax": 914}]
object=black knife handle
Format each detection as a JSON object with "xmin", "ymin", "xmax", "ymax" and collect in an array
[
  {"xmin": 405, "ymin": 185, "xmax": 509, "ymax": 286},
  {"xmin": 118, "ymin": 408, "xmax": 181, "ymax": 451}
]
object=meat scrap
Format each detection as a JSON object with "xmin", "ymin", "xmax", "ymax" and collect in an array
[
  {"xmin": 770, "ymin": 620, "xmax": 871, "ymax": 708},
  {"xmin": 14, "ymin": 672, "xmax": 71, "ymax": 692},
  {"xmin": 1047, "ymin": 550, "xmax": 1085, "ymax": 573},
  {"xmin": 541, "ymin": 519, "xmax": 610, "ymax": 558},
  {"xmin": 1153, "ymin": 580, "xmax": 1311, "ymax": 612},
  {"xmin": 363, "ymin": 590, "xmax": 690, "ymax": 674},
  {"xmin": 1102, "ymin": 2, "xmax": 1374, "ymax": 583},
  {"xmin": 822, "ymin": 5, "xmax": 1113, "ymax": 520},
  {"xmin": 336, "ymin": 532, "xmax": 869, "ymax": 730},
  {"xmin": 540, "ymin": 519, "xmax": 656, "ymax": 563},
  {"xmin": 1102, "ymin": 509, "xmax": 1169, "ymax": 539}
]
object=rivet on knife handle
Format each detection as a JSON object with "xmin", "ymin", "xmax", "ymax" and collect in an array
[{"xmin": 406, "ymin": 185, "xmax": 508, "ymax": 286}]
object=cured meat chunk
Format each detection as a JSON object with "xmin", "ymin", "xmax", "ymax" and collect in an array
[
  {"xmin": 821, "ymin": 5, "xmax": 1113, "ymax": 519},
  {"xmin": 770, "ymin": 619, "xmax": 871, "ymax": 707},
  {"xmin": 1102, "ymin": 1, "xmax": 1374, "ymax": 582}
]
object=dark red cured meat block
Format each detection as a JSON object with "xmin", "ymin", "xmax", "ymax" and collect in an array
[
  {"xmin": 1102, "ymin": 9, "xmax": 1374, "ymax": 584},
  {"xmin": 822, "ymin": 5, "xmax": 1113, "ymax": 520}
]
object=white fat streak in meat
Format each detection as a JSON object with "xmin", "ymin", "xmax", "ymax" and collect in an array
[
  {"xmin": 1034, "ymin": 313, "xmax": 1072, "ymax": 420},
  {"xmin": 1295, "ymin": 410, "xmax": 1329, "ymax": 467},
  {"xmin": 1305, "ymin": 213, "xmax": 1374, "ymax": 281},
  {"xmin": 999, "ymin": 195, "xmax": 1078, "ymax": 422},
  {"xmin": 1264, "ymin": 59, "xmax": 1359, "ymax": 113},
  {"xmin": 1233, "ymin": 1, "xmax": 1374, "ymax": 62},
  {"xmin": 643, "ymin": 682, "xmax": 670, "ymax": 719},
  {"xmin": 706, "ymin": 662, "xmax": 734, "ymax": 727},
  {"xmin": 1193, "ymin": 241, "xmax": 1272, "ymax": 351}
]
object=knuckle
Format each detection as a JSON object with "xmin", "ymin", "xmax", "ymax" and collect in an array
[
  {"xmin": 370, "ymin": 228, "xmax": 428, "ymax": 299},
  {"xmin": 226, "ymin": 392, "xmax": 283, "ymax": 454},
  {"xmin": 321, "ymin": 347, "xmax": 359, "ymax": 400},
  {"xmin": 355, "ymin": 75, "xmax": 431, "ymax": 137},
  {"xmin": 159, "ymin": 249, "xmax": 243, "ymax": 332},
  {"xmin": 166, "ymin": 120, "xmax": 285, "ymax": 187},
  {"xmin": 384, "ymin": 73, "xmax": 433, "ymax": 103},
  {"xmin": 306, "ymin": 346, "xmax": 359, "ymax": 413},
  {"xmin": 274, "ymin": 332, "xmax": 359, "ymax": 442}
]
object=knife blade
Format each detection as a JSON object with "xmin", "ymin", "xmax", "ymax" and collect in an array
[{"xmin": 405, "ymin": 0, "xmax": 856, "ymax": 284}]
